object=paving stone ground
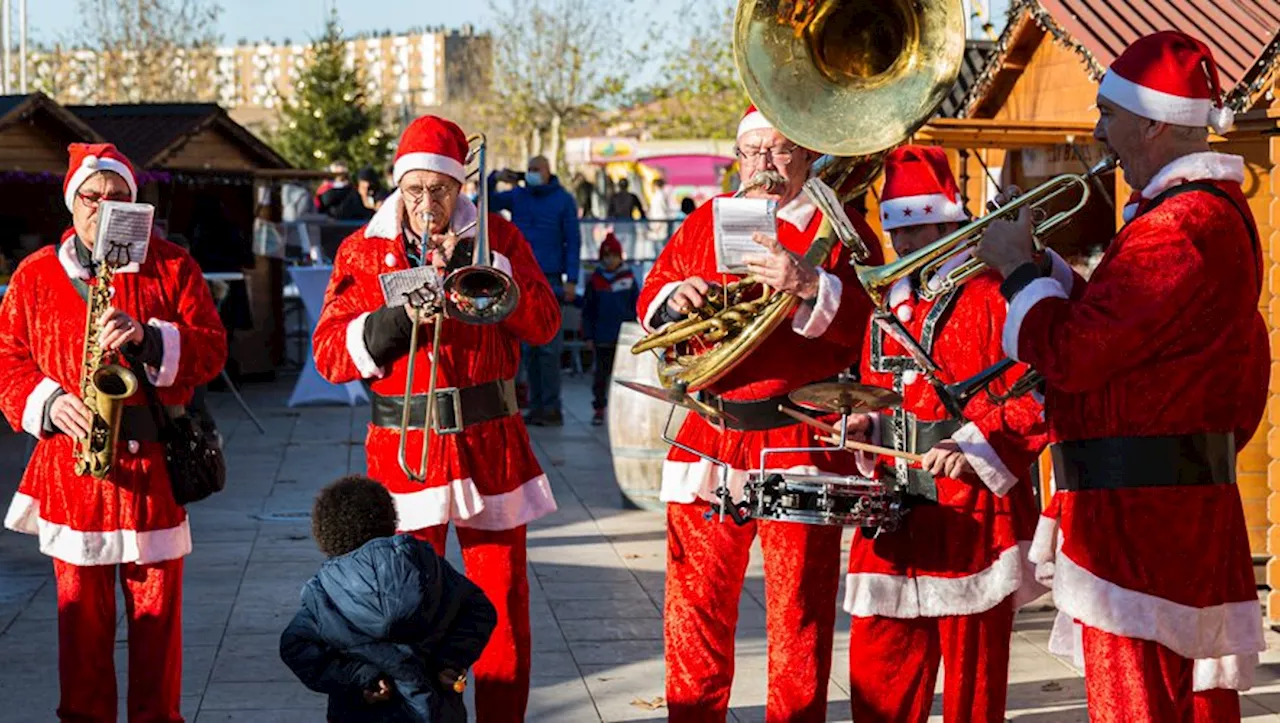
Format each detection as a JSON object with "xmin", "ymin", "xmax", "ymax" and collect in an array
[{"xmin": 2, "ymin": 375, "xmax": 1279, "ymax": 721}]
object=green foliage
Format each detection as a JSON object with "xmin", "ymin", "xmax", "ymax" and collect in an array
[{"xmin": 273, "ymin": 11, "xmax": 391, "ymax": 171}]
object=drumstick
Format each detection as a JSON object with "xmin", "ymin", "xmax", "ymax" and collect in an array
[{"xmin": 778, "ymin": 406, "xmax": 924, "ymax": 463}]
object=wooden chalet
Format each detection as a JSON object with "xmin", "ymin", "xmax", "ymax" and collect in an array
[
  {"xmin": 903, "ymin": 0, "xmax": 1280, "ymax": 613},
  {"xmin": 0, "ymin": 92, "xmax": 103, "ymax": 265}
]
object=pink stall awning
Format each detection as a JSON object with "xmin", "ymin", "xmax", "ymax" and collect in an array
[{"xmin": 640, "ymin": 154, "xmax": 735, "ymax": 187}]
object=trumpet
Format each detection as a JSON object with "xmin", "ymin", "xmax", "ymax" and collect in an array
[
  {"xmin": 857, "ymin": 155, "xmax": 1117, "ymax": 308},
  {"xmin": 397, "ymin": 133, "xmax": 519, "ymax": 483}
]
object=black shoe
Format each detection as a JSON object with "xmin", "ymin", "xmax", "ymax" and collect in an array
[
  {"xmin": 542, "ymin": 410, "xmax": 564, "ymax": 427},
  {"xmin": 592, "ymin": 409, "xmax": 605, "ymax": 426},
  {"xmin": 523, "ymin": 411, "xmax": 544, "ymax": 426}
]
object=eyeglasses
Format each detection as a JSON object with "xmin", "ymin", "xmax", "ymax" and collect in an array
[
  {"xmin": 735, "ymin": 144, "xmax": 799, "ymax": 164},
  {"xmin": 76, "ymin": 191, "xmax": 132, "ymax": 208},
  {"xmin": 400, "ymin": 184, "xmax": 455, "ymax": 204}
]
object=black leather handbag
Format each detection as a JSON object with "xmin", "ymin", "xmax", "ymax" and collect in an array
[{"xmin": 130, "ymin": 358, "xmax": 227, "ymax": 505}]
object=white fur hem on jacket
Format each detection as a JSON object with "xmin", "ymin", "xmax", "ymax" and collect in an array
[
  {"xmin": 791, "ymin": 269, "xmax": 842, "ymax": 339},
  {"xmin": 145, "ymin": 319, "xmax": 181, "ymax": 387},
  {"xmin": 951, "ymin": 422, "xmax": 1019, "ymax": 497},
  {"xmin": 4, "ymin": 492, "xmax": 192, "ymax": 566},
  {"xmin": 1051, "ymin": 550, "xmax": 1265, "ymax": 661},
  {"xmin": 640, "ymin": 281, "xmax": 683, "ymax": 333},
  {"xmin": 1002, "ymin": 277, "xmax": 1067, "ymax": 361},
  {"xmin": 20, "ymin": 377, "xmax": 62, "ymax": 439},
  {"xmin": 391, "ymin": 473, "xmax": 557, "ymax": 532},
  {"xmin": 659, "ymin": 457, "xmax": 826, "ymax": 504},
  {"xmin": 1045, "ymin": 249, "xmax": 1075, "ymax": 296},
  {"xmin": 345, "ymin": 312, "xmax": 386, "ymax": 379},
  {"xmin": 1140, "ymin": 152, "xmax": 1245, "ymax": 200},
  {"xmin": 843, "ymin": 540, "xmax": 1042, "ymax": 618}
]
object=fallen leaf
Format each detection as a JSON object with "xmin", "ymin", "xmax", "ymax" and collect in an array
[
  {"xmin": 630, "ymin": 696, "xmax": 666, "ymax": 710},
  {"xmin": 1040, "ymin": 681, "xmax": 1063, "ymax": 692}
]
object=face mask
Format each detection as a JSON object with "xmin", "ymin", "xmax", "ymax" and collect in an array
[{"xmin": 525, "ymin": 171, "xmax": 544, "ymax": 186}]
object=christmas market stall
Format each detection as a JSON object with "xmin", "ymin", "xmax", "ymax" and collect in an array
[
  {"xmin": 0, "ymin": 92, "xmax": 104, "ymax": 276},
  {"xmin": 69, "ymin": 102, "xmax": 303, "ymax": 379}
]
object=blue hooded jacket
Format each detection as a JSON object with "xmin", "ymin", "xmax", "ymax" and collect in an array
[
  {"xmin": 582, "ymin": 264, "xmax": 640, "ymax": 345},
  {"xmin": 487, "ymin": 172, "xmax": 581, "ymax": 286},
  {"xmin": 279, "ymin": 534, "xmax": 496, "ymax": 723}
]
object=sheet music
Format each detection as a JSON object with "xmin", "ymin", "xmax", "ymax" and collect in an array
[
  {"xmin": 93, "ymin": 201, "xmax": 154, "ymax": 265},
  {"xmin": 713, "ymin": 197, "xmax": 777, "ymax": 274},
  {"xmin": 802, "ymin": 178, "xmax": 858, "ymax": 245},
  {"xmin": 378, "ymin": 267, "xmax": 443, "ymax": 309}
]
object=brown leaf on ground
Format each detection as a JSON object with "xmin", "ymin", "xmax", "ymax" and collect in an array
[{"xmin": 630, "ymin": 696, "xmax": 666, "ymax": 710}]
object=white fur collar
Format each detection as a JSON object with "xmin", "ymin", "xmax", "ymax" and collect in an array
[
  {"xmin": 1140, "ymin": 152, "xmax": 1245, "ymax": 200},
  {"xmin": 365, "ymin": 189, "xmax": 480, "ymax": 241},
  {"xmin": 58, "ymin": 238, "xmax": 140, "ymax": 280},
  {"xmin": 776, "ymin": 193, "xmax": 817, "ymax": 231}
]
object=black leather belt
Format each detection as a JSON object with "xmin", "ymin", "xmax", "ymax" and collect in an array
[
  {"xmin": 1052, "ymin": 433, "xmax": 1236, "ymax": 491},
  {"xmin": 695, "ymin": 391, "xmax": 808, "ymax": 431},
  {"xmin": 370, "ymin": 379, "xmax": 518, "ymax": 434}
]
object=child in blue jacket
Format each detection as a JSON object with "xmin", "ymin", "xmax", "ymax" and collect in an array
[
  {"xmin": 280, "ymin": 476, "xmax": 496, "ymax": 722},
  {"xmin": 582, "ymin": 233, "xmax": 640, "ymax": 425}
]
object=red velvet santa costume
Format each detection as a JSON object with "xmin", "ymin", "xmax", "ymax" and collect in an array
[
  {"xmin": 1001, "ymin": 32, "xmax": 1268, "ymax": 722},
  {"xmin": 312, "ymin": 115, "xmax": 560, "ymax": 722},
  {"xmin": 0, "ymin": 142, "xmax": 226, "ymax": 722},
  {"xmin": 636, "ymin": 105, "xmax": 884, "ymax": 721},
  {"xmin": 838, "ymin": 145, "xmax": 1047, "ymax": 723}
]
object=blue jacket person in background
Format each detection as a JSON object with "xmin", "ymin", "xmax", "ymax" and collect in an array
[
  {"xmin": 582, "ymin": 233, "xmax": 639, "ymax": 425},
  {"xmin": 489, "ymin": 155, "xmax": 581, "ymax": 427},
  {"xmin": 280, "ymin": 476, "xmax": 496, "ymax": 723}
]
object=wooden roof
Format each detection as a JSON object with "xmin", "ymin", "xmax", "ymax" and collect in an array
[
  {"xmin": 962, "ymin": 0, "xmax": 1280, "ymax": 117},
  {"xmin": 940, "ymin": 40, "xmax": 999, "ymax": 118},
  {"xmin": 0, "ymin": 92, "xmax": 102, "ymax": 143},
  {"xmin": 67, "ymin": 103, "xmax": 293, "ymax": 172}
]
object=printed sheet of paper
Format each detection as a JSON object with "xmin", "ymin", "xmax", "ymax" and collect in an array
[
  {"xmin": 93, "ymin": 201, "xmax": 155, "ymax": 265},
  {"xmin": 713, "ymin": 197, "xmax": 777, "ymax": 274},
  {"xmin": 378, "ymin": 267, "xmax": 443, "ymax": 309}
]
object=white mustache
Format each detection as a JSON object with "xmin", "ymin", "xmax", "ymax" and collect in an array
[{"xmin": 745, "ymin": 170, "xmax": 786, "ymax": 193}]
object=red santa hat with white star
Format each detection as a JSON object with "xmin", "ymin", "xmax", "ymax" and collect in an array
[
  {"xmin": 879, "ymin": 145, "xmax": 967, "ymax": 232},
  {"xmin": 63, "ymin": 142, "xmax": 137, "ymax": 212},
  {"xmin": 737, "ymin": 104, "xmax": 774, "ymax": 139},
  {"xmin": 392, "ymin": 114, "xmax": 469, "ymax": 186},
  {"xmin": 1098, "ymin": 31, "xmax": 1235, "ymax": 134}
]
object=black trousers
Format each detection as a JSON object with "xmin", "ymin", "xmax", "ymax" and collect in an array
[{"xmin": 592, "ymin": 344, "xmax": 617, "ymax": 411}]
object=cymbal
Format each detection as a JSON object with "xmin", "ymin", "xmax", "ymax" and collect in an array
[
  {"xmin": 613, "ymin": 379, "xmax": 740, "ymax": 424},
  {"xmin": 788, "ymin": 382, "xmax": 901, "ymax": 414}
]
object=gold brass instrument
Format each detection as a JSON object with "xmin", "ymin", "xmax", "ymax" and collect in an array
[
  {"xmin": 856, "ymin": 156, "xmax": 1118, "ymax": 308},
  {"xmin": 629, "ymin": 0, "xmax": 965, "ymax": 392},
  {"xmin": 398, "ymin": 133, "xmax": 519, "ymax": 482},
  {"xmin": 75, "ymin": 248, "xmax": 140, "ymax": 479}
]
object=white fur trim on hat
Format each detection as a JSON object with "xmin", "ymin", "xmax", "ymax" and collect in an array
[
  {"xmin": 880, "ymin": 192, "xmax": 966, "ymax": 231},
  {"xmin": 393, "ymin": 151, "xmax": 466, "ymax": 185},
  {"xmin": 64, "ymin": 156, "xmax": 138, "ymax": 212},
  {"xmin": 1099, "ymin": 71, "xmax": 1216, "ymax": 130},
  {"xmin": 737, "ymin": 109, "xmax": 774, "ymax": 139}
]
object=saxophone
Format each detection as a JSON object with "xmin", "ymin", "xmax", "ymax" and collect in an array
[{"xmin": 74, "ymin": 255, "xmax": 140, "ymax": 479}]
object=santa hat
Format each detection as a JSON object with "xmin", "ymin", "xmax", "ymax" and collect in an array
[
  {"xmin": 878, "ymin": 145, "xmax": 967, "ymax": 232},
  {"xmin": 737, "ymin": 104, "xmax": 774, "ymax": 139},
  {"xmin": 1098, "ymin": 31, "xmax": 1235, "ymax": 135},
  {"xmin": 599, "ymin": 233, "xmax": 622, "ymax": 259},
  {"xmin": 392, "ymin": 115, "xmax": 469, "ymax": 186},
  {"xmin": 64, "ymin": 143, "xmax": 137, "ymax": 212}
]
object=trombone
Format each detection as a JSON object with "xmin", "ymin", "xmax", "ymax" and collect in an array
[
  {"xmin": 397, "ymin": 133, "xmax": 520, "ymax": 483},
  {"xmin": 856, "ymin": 155, "xmax": 1118, "ymax": 308}
]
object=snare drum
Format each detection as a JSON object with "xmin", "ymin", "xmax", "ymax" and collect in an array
[{"xmin": 742, "ymin": 472, "xmax": 904, "ymax": 529}]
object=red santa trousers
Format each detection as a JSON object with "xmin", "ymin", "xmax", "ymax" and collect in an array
[
  {"xmin": 414, "ymin": 524, "xmax": 530, "ymax": 723},
  {"xmin": 54, "ymin": 557, "xmax": 183, "ymax": 723},
  {"xmin": 665, "ymin": 501, "xmax": 842, "ymax": 723},
  {"xmin": 1081, "ymin": 625, "xmax": 1243, "ymax": 723},
  {"xmin": 846, "ymin": 596, "xmax": 1014, "ymax": 723}
]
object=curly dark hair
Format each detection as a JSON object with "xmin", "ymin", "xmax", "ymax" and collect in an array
[{"xmin": 311, "ymin": 475, "xmax": 398, "ymax": 558}]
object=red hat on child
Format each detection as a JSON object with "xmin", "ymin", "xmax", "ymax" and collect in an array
[
  {"xmin": 879, "ymin": 145, "xmax": 967, "ymax": 231},
  {"xmin": 392, "ymin": 115, "xmax": 469, "ymax": 186},
  {"xmin": 599, "ymin": 233, "xmax": 623, "ymax": 259},
  {"xmin": 64, "ymin": 143, "xmax": 137, "ymax": 212}
]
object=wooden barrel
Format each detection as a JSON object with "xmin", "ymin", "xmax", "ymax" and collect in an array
[{"xmin": 608, "ymin": 322, "xmax": 688, "ymax": 511}]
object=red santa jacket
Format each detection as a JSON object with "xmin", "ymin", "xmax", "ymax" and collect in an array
[
  {"xmin": 844, "ymin": 266, "xmax": 1047, "ymax": 618},
  {"xmin": 635, "ymin": 191, "xmax": 884, "ymax": 503},
  {"xmin": 312, "ymin": 191, "xmax": 561, "ymax": 533},
  {"xmin": 0, "ymin": 230, "xmax": 225, "ymax": 566},
  {"xmin": 1008, "ymin": 152, "xmax": 1267, "ymax": 685}
]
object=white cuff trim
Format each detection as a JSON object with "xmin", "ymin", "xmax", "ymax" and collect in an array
[
  {"xmin": 843, "ymin": 541, "xmax": 1029, "ymax": 618},
  {"xmin": 1002, "ymin": 277, "xmax": 1067, "ymax": 360},
  {"xmin": 145, "ymin": 319, "xmax": 181, "ymax": 388},
  {"xmin": 390, "ymin": 473, "xmax": 557, "ymax": 532},
  {"xmin": 1045, "ymin": 249, "xmax": 1075, "ymax": 296},
  {"xmin": 345, "ymin": 312, "xmax": 385, "ymax": 380},
  {"xmin": 952, "ymin": 421, "xmax": 1018, "ymax": 497},
  {"xmin": 5, "ymin": 492, "xmax": 191, "ymax": 565},
  {"xmin": 641, "ymin": 281, "xmax": 683, "ymax": 333},
  {"xmin": 492, "ymin": 251, "xmax": 513, "ymax": 278},
  {"xmin": 20, "ymin": 377, "xmax": 62, "ymax": 438},
  {"xmin": 790, "ymin": 269, "xmax": 842, "ymax": 338}
]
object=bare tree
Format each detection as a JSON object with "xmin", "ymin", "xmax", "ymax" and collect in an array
[{"xmin": 483, "ymin": 0, "xmax": 631, "ymax": 173}]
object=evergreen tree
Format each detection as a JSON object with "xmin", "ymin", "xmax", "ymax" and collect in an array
[{"xmin": 274, "ymin": 11, "xmax": 390, "ymax": 171}]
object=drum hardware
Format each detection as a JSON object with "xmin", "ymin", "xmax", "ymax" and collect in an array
[
  {"xmin": 778, "ymin": 405, "xmax": 922, "ymax": 462},
  {"xmin": 787, "ymin": 381, "xmax": 903, "ymax": 415}
]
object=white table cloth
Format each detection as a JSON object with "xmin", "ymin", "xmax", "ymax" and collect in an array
[{"xmin": 287, "ymin": 265, "xmax": 369, "ymax": 408}]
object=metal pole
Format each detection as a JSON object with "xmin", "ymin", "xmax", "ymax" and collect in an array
[
  {"xmin": 17, "ymin": 0, "xmax": 24, "ymax": 93},
  {"xmin": 1, "ymin": 0, "xmax": 9, "ymax": 94}
]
